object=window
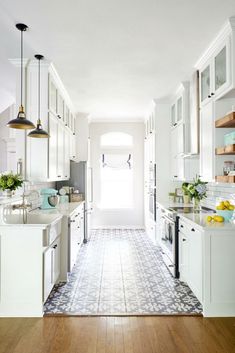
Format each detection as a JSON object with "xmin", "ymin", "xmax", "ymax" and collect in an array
[
  {"xmin": 100, "ymin": 132, "xmax": 133, "ymax": 147},
  {"xmin": 99, "ymin": 132, "xmax": 133, "ymax": 209}
]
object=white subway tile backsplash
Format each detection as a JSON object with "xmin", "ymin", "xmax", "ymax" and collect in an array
[{"xmin": 202, "ymin": 182, "xmax": 235, "ymax": 209}]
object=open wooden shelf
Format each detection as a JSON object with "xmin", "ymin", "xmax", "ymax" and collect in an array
[
  {"xmin": 215, "ymin": 175, "xmax": 235, "ymax": 183},
  {"xmin": 215, "ymin": 112, "xmax": 235, "ymax": 128},
  {"xmin": 215, "ymin": 144, "xmax": 235, "ymax": 155}
]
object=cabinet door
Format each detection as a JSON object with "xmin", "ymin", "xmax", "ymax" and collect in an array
[
  {"xmin": 64, "ymin": 105, "xmax": 70, "ymax": 127},
  {"xmin": 79, "ymin": 210, "xmax": 85, "ymax": 243},
  {"xmin": 52, "ymin": 238, "xmax": 61, "ymax": 284},
  {"xmin": 214, "ymin": 41, "xmax": 231, "ymax": 95},
  {"xmin": 177, "ymin": 96, "xmax": 183, "ymax": 123},
  {"xmin": 64, "ymin": 129, "xmax": 70, "ymax": 179},
  {"xmin": 49, "ymin": 113, "xmax": 58, "ymax": 180},
  {"xmin": 49, "ymin": 76, "xmax": 57, "ymax": 114},
  {"xmin": 57, "ymin": 123, "xmax": 65, "ymax": 179},
  {"xmin": 200, "ymin": 102, "xmax": 214, "ymax": 181},
  {"xmin": 200, "ymin": 63, "xmax": 211, "ymax": 104},
  {"xmin": 57, "ymin": 92, "xmax": 64, "ymax": 121},
  {"xmin": 43, "ymin": 247, "xmax": 53, "ymax": 302},
  {"xmin": 171, "ymin": 103, "xmax": 176, "ymax": 127},
  {"xmin": 179, "ymin": 231, "xmax": 188, "ymax": 283},
  {"xmin": 70, "ymin": 133, "xmax": 76, "ymax": 160},
  {"xmin": 176, "ymin": 123, "xmax": 184, "ymax": 155},
  {"xmin": 188, "ymin": 228, "xmax": 203, "ymax": 303},
  {"xmin": 70, "ymin": 218, "xmax": 81, "ymax": 271}
]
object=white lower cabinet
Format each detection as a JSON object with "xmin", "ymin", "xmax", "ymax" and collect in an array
[
  {"xmin": 187, "ymin": 227, "xmax": 203, "ymax": 303},
  {"xmin": 146, "ymin": 219, "xmax": 156, "ymax": 244},
  {"xmin": 69, "ymin": 210, "xmax": 84, "ymax": 272},
  {"xmin": 43, "ymin": 236, "xmax": 61, "ymax": 302},
  {"xmin": 179, "ymin": 231, "xmax": 189, "ymax": 283},
  {"xmin": 179, "ymin": 219, "xmax": 203, "ymax": 303}
]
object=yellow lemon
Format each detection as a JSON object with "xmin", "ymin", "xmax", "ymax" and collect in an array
[
  {"xmin": 224, "ymin": 201, "xmax": 230, "ymax": 207},
  {"xmin": 206, "ymin": 216, "xmax": 212, "ymax": 222},
  {"xmin": 214, "ymin": 215, "xmax": 224, "ymax": 223},
  {"xmin": 229, "ymin": 205, "xmax": 235, "ymax": 210},
  {"xmin": 216, "ymin": 205, "xmax": 224, "ymax": 210}
]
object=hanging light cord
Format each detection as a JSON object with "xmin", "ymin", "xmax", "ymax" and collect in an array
[
  {"xmin": 38, "ymin": 57, "xmax": 41, "ymax": 121},
  {"xmin": 20, "ymin": 29, "xmax": 23, "ymax": 107}
]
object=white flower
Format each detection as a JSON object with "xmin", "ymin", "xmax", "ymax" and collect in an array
[{"xmin": 195, "ymin": 184, "xmax": 207, "ymax": 195}]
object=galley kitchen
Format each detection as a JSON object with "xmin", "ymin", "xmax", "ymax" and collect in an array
[{"xmin": 0, "ymin": 1, "xmax": 235, "ymax": 331}]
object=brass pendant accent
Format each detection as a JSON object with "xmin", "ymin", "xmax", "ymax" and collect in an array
[{"xmin": 7, "ymin": 105, "xmax": 35, "ymax": 129}]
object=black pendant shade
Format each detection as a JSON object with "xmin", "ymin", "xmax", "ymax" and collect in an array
[
  {"xmin": 28, "ymin": 54, "xmax": 49, "ymax": 138},
  {"xmin": 7, "ymin": 23, "xmax": 35, "ymax": 130},
  {"xmin": 7, "ymin": 105, "xmax": 35, "ymax": 129},
  {"xmin": 28, "ymin": 119, "xmax": 50, "ymax": 138}
]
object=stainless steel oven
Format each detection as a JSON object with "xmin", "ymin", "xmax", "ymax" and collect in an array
[{"xmin": 160, "ymin": 209, "xmax": 179, "ymax": 278}]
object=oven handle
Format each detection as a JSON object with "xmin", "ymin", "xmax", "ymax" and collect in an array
[{"xmin": 162, "ymin": 215, "xmax": 175, "ymax": 225}]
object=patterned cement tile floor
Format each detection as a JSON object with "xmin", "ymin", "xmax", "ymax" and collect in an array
[{"xmin": 44, "ymin": 229, "xmax": 202, "ymax": 315}]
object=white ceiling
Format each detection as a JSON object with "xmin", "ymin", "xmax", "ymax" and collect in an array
[{"xmin": 0, "ymin": 0, "xmax": 235, "ymax": 120}]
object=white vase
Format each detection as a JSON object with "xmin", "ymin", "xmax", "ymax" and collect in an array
[{"xmin": 2, "ymin": 189, "xmax": 13, "ymax": 197}]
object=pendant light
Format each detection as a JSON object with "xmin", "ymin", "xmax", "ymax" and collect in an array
[
  {"xmin": 7, "ymin": 23, "xmax": 35, "ymax": 129},
  {"xmin": 28, "ymin": 55, "xmax": 50, "ymax": 138}
]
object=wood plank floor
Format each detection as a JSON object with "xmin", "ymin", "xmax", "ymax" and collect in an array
[{"xmin": 0, "ymin": 316, "xmax": 235, "ymax": 353}]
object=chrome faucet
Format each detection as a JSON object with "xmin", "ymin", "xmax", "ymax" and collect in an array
[{"xmin": 12, "ymin": 189, "xmax": 39, "ymax": 211}]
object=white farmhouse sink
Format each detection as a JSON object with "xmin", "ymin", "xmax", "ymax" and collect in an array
[
  {"xmin": 3, "ymin": 213, "xmax": 60, "ymax": 225},
  {"xmin": 0, "ymin": 212, "xmax": 62, "ymax": 246}
]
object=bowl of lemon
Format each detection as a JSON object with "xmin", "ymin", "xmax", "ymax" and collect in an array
[{"xmin": 216, "ymin": 200, "xmax": 235, "ymax": 221}]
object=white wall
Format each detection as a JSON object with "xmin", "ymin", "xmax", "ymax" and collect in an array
[
  {"xmin": 90, "ymin": 122, "xmax": 144, "ymax": 228},
  {"xmin": 0, "ymin": 105, "xmax": 16, "ymax": 173}
]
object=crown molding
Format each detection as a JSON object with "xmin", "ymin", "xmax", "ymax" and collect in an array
[
  {"xmin": 195, "ymin": 17, "xmax": 235, "ymax": 69},
  {"xmin": 48, "ymin": 63, "xmax": 75, "ymax": 113},
  {"xmin": 9, "ymin": 58, "xmax": 29, "ymax": 68}
]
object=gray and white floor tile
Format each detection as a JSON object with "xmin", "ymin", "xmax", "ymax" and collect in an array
[{"xmin": 44, "ymin": 229, "xmax": 202, "ymax": 315}]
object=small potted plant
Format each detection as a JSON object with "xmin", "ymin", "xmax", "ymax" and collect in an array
[
  {"xmin": 182, "ymin": 182, "xmax": 191, "ymax": 204},
  {"xmin": 0, "ymin": 172, "xmax": 23, "ymax": 197}
]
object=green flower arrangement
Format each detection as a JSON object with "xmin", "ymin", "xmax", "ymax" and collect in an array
[
  {"xmin": 0, "ymin": 172, "xmax": 23, "ymax": 191},
  {"xmin": 182, "ymin": 175, "xmax": 208, "ymax": 201}
]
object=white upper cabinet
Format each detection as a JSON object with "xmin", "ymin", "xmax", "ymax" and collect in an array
[
  {"xmin": 199, "ymin": 40, "xmax": 231, "ymax": 106},
  {"xmin": 48, "ymin": 76, "xmax": 57, "ymax": 114},
  {"xmin": 200, "ymin": 101, "xmax": 214, "ymax": 182},
  {"xmin": 27, "ymin": 60, "xmax": 76, "ymax": 181},
  {"xmin": 170, "ymin": 82, "xmax": 189, "ymax": 129},
  {"xmin": 196, "ymin": 18, "xmax": 235, "ymax": 106},
  {"xmin": 57, "ymin": 92, "xmax": 64, "ymax": 121}
]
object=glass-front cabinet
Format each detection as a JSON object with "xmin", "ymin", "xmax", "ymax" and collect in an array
[
  {"xmin": 177, "ymin": 97, "xmax": 183, "ymax": 123},
  {"xmin": 214, "ymin": 46, "xmax": 227, "ymax": 91},
  {"xmin": 200, "ymin": 64, "xmax": 211, "ymax": 103},
  {"xmin": 199, "ymin": 37, "xmax": 231, "ymax": 105},
  {"xmin": 171, "ymin": 104, "xmax": 176, "ymax": 127}
]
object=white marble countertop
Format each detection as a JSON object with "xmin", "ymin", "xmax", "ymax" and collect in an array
[
  {"xmin": 156, "ymin": 199, "xmax": 235, "ymax": 231},
  {"xmin": 179, "ymin": 212, "xmax": 235, "ymax": 231},
  {"xmin": 31, "ymin": 201, "xmax": 85, "ymax": 218},
  {"xmin": 0, "ymin": 200, "xmax": 83, "ymax": 228}
]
